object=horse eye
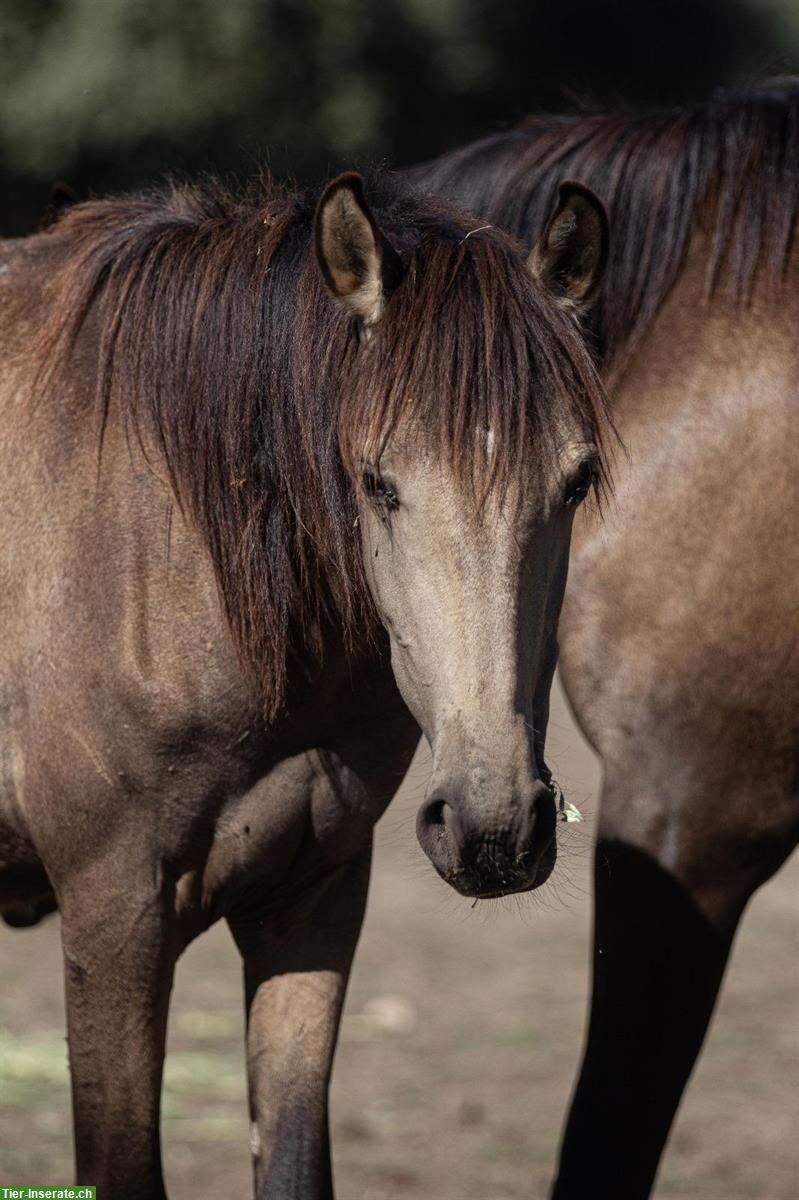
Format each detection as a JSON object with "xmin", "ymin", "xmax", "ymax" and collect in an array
[
  {"xmin": 564, "ymin": 458, "xmax": 598, "ymax": 507},
  {"xmin": 362, "ymin": 469, "xmax": 399, "ymax": 511}
]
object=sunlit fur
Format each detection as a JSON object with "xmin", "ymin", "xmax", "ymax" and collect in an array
[
  {"xmin": 28, "ymin": 173, "xmax": 608, "ymax": 718},
  {"xmin": 409, "ymin": 81, "xmax": 799, "ymax": 376}
]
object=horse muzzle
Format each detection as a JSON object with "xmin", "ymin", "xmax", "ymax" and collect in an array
[{"xmin": 416, "ymin": 777, "xmax": 557, "ymax": 897}]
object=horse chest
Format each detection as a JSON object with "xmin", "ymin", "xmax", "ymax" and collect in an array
[{"xmin": 172, "ymin": 747, "xmax": 378, "ymax": 927}]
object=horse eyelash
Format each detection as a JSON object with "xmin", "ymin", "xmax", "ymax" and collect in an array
[
  {"xmin": 362, "ymin": 469, "xmax": 400, "ymax": 511},
  {"xmin": 564, "ymin": 458, "xmax": 598, "ymax": 507}
]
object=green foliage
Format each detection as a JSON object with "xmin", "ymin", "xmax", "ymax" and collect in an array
[
  {"xmin": 0, "ymin": 0, "xmax": 260, "ymax": 171},
  {"xmin": 0, "ymin": 0, "xmax": 797, "ymax": 233}
]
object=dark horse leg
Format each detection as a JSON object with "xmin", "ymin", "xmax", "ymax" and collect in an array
[
  {"xmin": 59, "ymin": 855, "xmax": 178, "ymax": 1199},
  {"xmin": 552, "ymin": 775, "xmax": 798, "ymax": 1200},
  {"xmin": 227, "ymin": 848, "xmax": 372, "ymax": 1200}
]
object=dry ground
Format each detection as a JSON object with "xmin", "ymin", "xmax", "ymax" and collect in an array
[{"xmin": 1, "ymin": 682, "xmax": 797, "ymax": 1198}]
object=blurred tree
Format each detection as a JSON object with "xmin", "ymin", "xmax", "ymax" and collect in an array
[
  {"xmin": 0, "ymin": 0, "xmax": 260, "ymax": 171},
  {"xmin": 0, "ymin": 0, "xmax": 797, "ymax": 233}
]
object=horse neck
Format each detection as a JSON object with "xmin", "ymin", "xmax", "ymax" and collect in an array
[{"xmin": 610, "ymin": 219, "xmax": 798, "ymax": 400}]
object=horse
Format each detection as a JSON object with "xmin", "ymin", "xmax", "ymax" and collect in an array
[
  {"xmin": 0, "ymin": 169, "xmax": 609, "ymax": 1197},
  {"xmin": 410, "ymin": 82, "xmax": 799, "ymax": 1197}
]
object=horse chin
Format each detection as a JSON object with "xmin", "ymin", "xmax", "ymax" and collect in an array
[{"xmin": 444, "ymin": 839, "xmax": 558, "ymax": 900}]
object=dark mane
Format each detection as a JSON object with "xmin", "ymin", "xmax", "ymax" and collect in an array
[
  {"xmin": 29, "ymin": 173, "xmax": 607, "ymax": 719},
  {"xmin": 409, "ymin": 82, "xmax": 799, "ymax": 372}
]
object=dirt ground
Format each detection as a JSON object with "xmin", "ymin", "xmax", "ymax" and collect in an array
[{"xmin": 1, "ymin": 681, "xmax": 797, "ymax": 1198}]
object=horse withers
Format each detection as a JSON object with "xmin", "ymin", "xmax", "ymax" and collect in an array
[{"xmin": 0, "ymin": 171, "xmax": 608, "ymax": 1196}]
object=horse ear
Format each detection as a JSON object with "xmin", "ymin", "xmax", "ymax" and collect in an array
[
  {"xmin": 529, "ymin": 181, "xmax": 609, "ymax": 310},
  {"xmin": 314, "ymin": 172, "xmax": 402, "ymax": 326}
]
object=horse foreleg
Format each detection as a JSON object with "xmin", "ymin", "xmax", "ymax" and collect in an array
[
  {"xmin": 227, "ymin": 848, "xmax": 372, "ymax": 1200},
  {"xmin": 59, "ymin": 862, "xmax": 178, "ymax": 1199},
  {"xmin": 551, "ymin": 834, "xmax": 734, "ymax": 1199},
  {"xmin": 551, "ymin": 773, "xmax": 797, "ymax": 1200}
]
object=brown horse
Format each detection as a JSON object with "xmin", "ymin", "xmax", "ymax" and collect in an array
[
  {"xmin": 0, "ymin": 171, "xmax": 608, "ymax": 1196},
  {"xmin": 411, "ymin": 83, "xmax": 799, "ymax": 1197}
]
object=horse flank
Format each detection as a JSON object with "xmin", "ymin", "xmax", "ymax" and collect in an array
[
  {"xmin": 24, "ymin": 174, "xmax": 608, "ymax": 719},
  {"xmin": 411, "ymin": 83, "xmax": 799, "ymax": 373}
]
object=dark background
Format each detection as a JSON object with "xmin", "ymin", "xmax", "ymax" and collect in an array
[{"xmin": 2, "ymin": 0, "xmax": 799, "ymax": 235}]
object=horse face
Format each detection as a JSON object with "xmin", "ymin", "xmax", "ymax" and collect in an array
[
  {"xmin": 315, "ymin": 174, "xmax": 607, "ymax": 897},
  {"xmin": 357, "ymin": 436, "xmax": 598, "ymax": 897}
]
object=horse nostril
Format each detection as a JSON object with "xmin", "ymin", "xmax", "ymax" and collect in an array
[{"xmin": 418, "ymin": 795, "xmax": 459, "ymax": 842}]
